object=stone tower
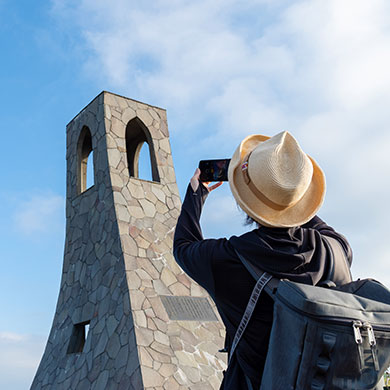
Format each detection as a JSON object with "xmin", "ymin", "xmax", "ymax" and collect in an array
[{"xmin": 31, "ymin": 92, "xmax": 226, "ymax": 390}]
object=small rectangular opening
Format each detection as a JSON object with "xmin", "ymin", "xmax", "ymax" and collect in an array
[{"xmin": 67, "ymin": 320, "xmax": 91, "ymax": 354}]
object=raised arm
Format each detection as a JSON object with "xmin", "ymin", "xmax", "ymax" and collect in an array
[{"xmin": 173, "ymin": 169, "xmax": 223, "ymax": 296}]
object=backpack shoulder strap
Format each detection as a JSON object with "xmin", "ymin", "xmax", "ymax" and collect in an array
[
  {"xmin": 228, "ymin": 249, "xmax": 278, "ymax": 363},
  {"xmin": 228, "ymin": 269, "xmax": 272, "ymax": 363}
]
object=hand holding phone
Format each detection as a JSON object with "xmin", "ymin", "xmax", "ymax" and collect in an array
[
  {"xmin": 190, "ymin": 168, "xmax": 224, "ymax": 193},
  {"xmin": 198, "ymin": 159, "xmax": 231, "ymax": 182}
]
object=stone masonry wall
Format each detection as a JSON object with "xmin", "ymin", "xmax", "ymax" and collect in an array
[{"xmin": 30, "ymin": 91, "xmax": 227, "ymax": 390}]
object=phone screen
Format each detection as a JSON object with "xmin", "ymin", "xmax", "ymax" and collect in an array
[{"xmin": 198, "ymin": 159, "xmax": 231, "ymax": 182}]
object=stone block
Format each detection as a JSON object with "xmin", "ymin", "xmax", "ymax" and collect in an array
[
  {"xmin": 154, "ymin": 330, "xmax": 170, "ymax": 346},
  {"xmin": 122, "ymin": 107, "xmax": 136, "ymax": 124},
  {"xmin": 139, "ymin": 346, "xmax": 153, "ymax": 368},
  {"xmin": 129, "ymin": 290, "xmax": 145, "ymax": 310},
  {"xmin": 169, "ymin": 282, "xmax": 190, "ymax": 296},
  {"xmin": 139, "ymin": 198, "xmax": 156, "ymax": 218},
  {"xmin": 126, "ymin": 271, "xmax": 141, "ymax": 290},
  {"xmin": 149, "ymin": 297, "xmax": 169, "ymax": 322},
  {"xmin": 134, "ymin": 310, "xmax": 147, "ymax": 328},
  {"xmin": 150, "ymin": 341, "xmax": 173, "ymax": 357},
  {"xmin": 116, "ymin": 205, "xmax": 131, "ymax": 222},
  {"xmin": 107, "ymin": 148, "xmax": 122, "ymax": 168},
  {"xmin": 92, "ymin": 370, "xmax": 109, "ymax": 390},
  {"xmin": 152, "ymin": 279, "xmax": 171, "ymax": 295},
  {"xmin": 136, "ymin": 109, "xmax": 153, "ymax": 127},
  {"xmin": 137, "ymin": 328, "xmax": 154, "ymax": 347},
  {"xmin": 122, "ymin": 235, "xmax": 137, "ymax": 255},
  {"xmin": 106, "ymin": 315, "xmax": 118, "ymax": 337},
  {"xmin": 174, "ymin": 351, "xmax": 198, "ymax": 368},
  {"xmin": 128, "ymin": 182, "xmax": 145, "ymax": 199},
  {"xmin": 161, "ymin": 268, "xmax": 177, "ymax": 287},
  {"xmin": 142, "ymin": 366, "xmax": 165, "ymax": 388},
  {"xmin": 107, "ymin": 333, "xmax": 121, "ymax": 359},
  {"xmin": 129, "ymin": 205, "xmax": 145, "ymax": 219}
]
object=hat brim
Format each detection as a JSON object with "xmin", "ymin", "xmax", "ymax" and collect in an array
[{"xmin": 228, "ymin": 134, "xmax": 326, "ymax": 227}]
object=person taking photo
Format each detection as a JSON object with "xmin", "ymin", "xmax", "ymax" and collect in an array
[{"xmin": 173, "ymin": 131, "xmax": 352, "ymax": 389}]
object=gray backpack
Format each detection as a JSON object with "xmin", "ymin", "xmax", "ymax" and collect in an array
[{"xmin": 232, "ymin": 237, "xmax": 390, "ymax": 390}]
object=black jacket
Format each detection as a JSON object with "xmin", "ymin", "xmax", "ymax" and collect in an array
[{"xmin": 173, "ymin": 183, "xmax": 353, "ymax": 390}]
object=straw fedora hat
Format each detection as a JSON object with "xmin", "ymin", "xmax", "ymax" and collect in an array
[{"xmin": 228, "ymin": 131, "xmax": 326, "ymax": 228}]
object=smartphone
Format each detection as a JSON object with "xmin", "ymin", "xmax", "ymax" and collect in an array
[{"xmin": 198, "ymin": 159, "xmax": 231, "ymax": 182}]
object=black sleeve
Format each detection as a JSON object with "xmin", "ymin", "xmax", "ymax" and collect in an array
[
  {"xmin": 173, "ymin": 182, "xmax": 227, "ymax": 297},
  {"xmin": 302, "ymin": 216, "xmax": 353, "ymax": 266}
]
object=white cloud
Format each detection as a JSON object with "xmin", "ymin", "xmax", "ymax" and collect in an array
[
  {"xmin": 49, "ymin": 0, "xmax": 390, "ymax": 135},
  {"xmin": 13, "ymin": 194, "xmax": 64, "ymax": 235},
  {"xmin": 0, "ymin": 332, "xmax": 28, "ymax": 342},
  {"xmin": 51, "ymin": 1, "xmax": 296, "ymax": 111}
]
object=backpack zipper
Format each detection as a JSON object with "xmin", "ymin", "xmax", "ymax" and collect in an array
[
  {"xmin": 352, "ymin": 321, "xmax": 365, "ymax": 370},
  {"xmin": 352, "ymin": 321, "xmax": 379, "ymax": 371},
  {"xmin": 362, "ymin": 322, "xmax": 380, "ymax": 371},
  {"xmin": 352, "ymin": 320, "xmax": 363, "ymax": 344}
]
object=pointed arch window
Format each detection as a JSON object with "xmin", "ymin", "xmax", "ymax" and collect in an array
[
  {"xmin": 126, "ymin": 118, "xmax": 160, "ymax": 182},
  {"xmin": 77, "ymin": 126, "xmax": 94, "ymax": 194}
]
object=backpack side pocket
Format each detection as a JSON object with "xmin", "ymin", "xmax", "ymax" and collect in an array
[{"xmin": 260, "ymin": 302, "xmax": 308, "ymax": 390}]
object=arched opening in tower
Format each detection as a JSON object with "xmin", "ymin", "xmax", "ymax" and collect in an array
[
  {"xmin": 125, "ymin": 117, "xmax": 160, "ymax": 183},
  {"xmin": 77, "ymin": 126, "xmax": 94, "ymax": 194}
]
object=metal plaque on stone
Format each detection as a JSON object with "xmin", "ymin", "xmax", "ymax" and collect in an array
[{"xmin": 160, "ymin": 295, "xmax": 218, "ymax": 322}]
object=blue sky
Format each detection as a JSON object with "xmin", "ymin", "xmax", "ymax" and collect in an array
[{"xmin": 2, "ymin": 0, "xmax": 390, "ymax": 388}]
